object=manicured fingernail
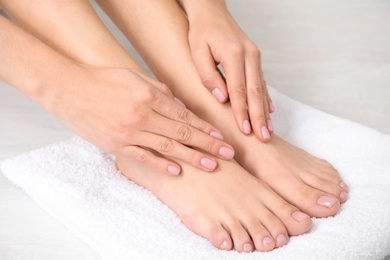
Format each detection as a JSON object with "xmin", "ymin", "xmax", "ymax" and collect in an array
[
  {"xmin": 317, "ymin": 196, "xmax": 338, "ymax": 208},
  {"xmin": 219, "ymin": 146, "xmax": 235, "ymax": 159},
  {"xmin": 167, "ymin": 165, "xmax": 180, "ymax": 175},
  {"xmin": 340, "ymin": 191, "xmax": 348, "ymax": 200},
  {"xmin": 210, "ymin": 131, "xmax": 224, "ymax": 140},
  {"xmin": 243, "ymin": 242, "xmax": 253, "ymax": 252},
  {"xmin": 269, "ymin": 101, "xmax": 275, "ymax": 112},
  {"xmin": 243, "ymin": 120, "xmax": 252, "ymax": 134},
  {"xmin": 261, "ymin": 126, "xmax": 270, "ymax": 140},
  {"xmin": 220, "ymin": 240, "xmax": 228, "ymax": 250},
  {"xmin": 173, "ymin": 97, "xmax": 186, "ymax": 108},
  {"xmin": 200, "ymin": 157, "xmax": 217, "ymax": 170},
  {"xmin": 276, "ymin": 234, "xmax": 287, "ymax": 243},
  {"xmin": 267, "ymin": 119, "xmax": 274, "ymax": 132},
  {"xmin": 212, "ymin": 88, "xmax": 226, "ymax": 103},
  {"xmin": 292, "ymin": 211, "xmax": 310, "ymax": 222},
  {"xmin": 262, "ymin": 237, "xmax": 273, "ymax": 246},
  {"xmin": 339, "ymin": 181, "xmax": 347, "ymax": 189}
]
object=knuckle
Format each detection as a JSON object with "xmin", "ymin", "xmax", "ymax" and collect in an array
[
  {"xmin": 135, "ymin": 151, "xmax": 149, "ymax": 163},
  {"xmin": 158, "ymin": 139, "xmax": 174, "ymax": 153},
  {"xmin": 206, "ymin": 139, "xmax": 219, "ymax": 154},
  {"xmin": 228, "ymin": 43, "xmax": 245, "ymax": 57},
  {"xmin": 229, "ymin": 84, "xmax": 246, "ymax": 97},
  {"xmin": 141, "ymin": 88, "xmax": 157, "ymax": 103},
  {"xmin": 247, "ymin": 43, "xmax": 261, "ymax": 58},
  {"xmin": 177, "ymin": 109, "xmax": 192, "ymax": 124},
  {"xmin": 177, "ymin": 125, "xmax": 192, "ymax": 142},
  {"xmin": 249, "ymin": 84, "xmax": 263, "ymax": 98},
  {"xmin": 159, "ymin": 82, "xmax": 170, "ymax": 94},
  {"xmin": 201, "ymin": 73, "xmax": 217, "ymax": 87}
]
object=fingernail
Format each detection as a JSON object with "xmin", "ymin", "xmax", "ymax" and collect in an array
[
  {"xmin": 292, "ymin": 211, "xmax": 310, "ymax": 222},
  {"xmin": 173, "ymin": 97, "xmax": 186, "ymax": 108},
  {"xmin": 243, "ymin": 120, "xmax": 252, "ymax": 134},
  {"xmin": 267, "ymin": 119, "xmax": 274, "ymax": 132},
  {"xmin": 317, "ymin": 196, "xmax": 339, "ymax": 208},
  {"xmin": 262, "ymin": 237, "xmax": 273, "ymax": 246},
  {"xmin": 276, "ymin": 234, "xmax": 287, "ymax": 243},
  {"xmin": 220, "ymin": 240, "xmax": 228, "ymax": 250},
  {"xmin": 167, "ymin": 165, "xmax": 180, "ymax": 175},
  {"xmin": 340, "ymin": 191, "xmax": 348, "ymax": 200},
  {"xmin": 339, "ymin": 181, "xmax": 347, "ymax": 189},
  {"xmin": 210, "ymin": 131, "xmax": 224, "ymax": 140},
  {"xmin": 200, "ymin": 157, "xmax": 217, "ymax": 170},
  {"xmin": 269, "ymin": 101, "xmax": 275, "ymax": 112},
  {"xmin": 243, "ymin": 242, "xmax": 253, "ymax": 252},
  {"xmin": 219, "ymin": 146, "xmax": 235, "ymax": 159},
  {"xmin": 212, "ymin": 88, "xmax": 226, "ymax": 103},
  {"xmin": 261, "ymin": 126, "xmax": 270, "ymax": 140}
]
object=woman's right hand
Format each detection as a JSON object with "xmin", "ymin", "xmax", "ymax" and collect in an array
[{"xmin": 54, "ymin": 66, "xmax": 235, "ymax": 175}]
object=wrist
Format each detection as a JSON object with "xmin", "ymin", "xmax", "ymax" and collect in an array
[{"xmin": 179, "ymin": 0, "xmax": 228, "ymax": 22}]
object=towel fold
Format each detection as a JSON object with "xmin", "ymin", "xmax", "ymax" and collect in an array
[{"xmin": 2, "ymin": 87, "xmax": 390, "ymax": 260}]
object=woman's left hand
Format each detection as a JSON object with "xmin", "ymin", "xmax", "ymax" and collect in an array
[{"xmin": 184, "ymin": 1, "xmax": 274, "ymax": 142}]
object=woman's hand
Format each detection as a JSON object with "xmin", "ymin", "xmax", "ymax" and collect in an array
[
  {"xmin": 182, "ymin": 0, "xmax": 274, "ymax": 142},
  {"xmin": 54, "ymin": 66, "xmax": 235, "ymax": 175}
]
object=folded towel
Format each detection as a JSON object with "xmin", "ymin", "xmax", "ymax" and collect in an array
[{"xmin": 2, "ymin": 87, "xmax": 390, "ymax": 260}]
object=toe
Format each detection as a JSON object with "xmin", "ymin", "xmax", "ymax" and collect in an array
[
  {"xmin": 227, "ymin": 222, "xmax": 255, "ymax": 253},
  {"xmin": 303, "ymin": 173, "xmax": 348, "ymax": 203},
  {"xmin": 245, "ymin": 219, "xmax": 275, "ymax": 252},
  {"xmin": 208, "ymin": 224, "xmax": 233, "ymax": 251}
]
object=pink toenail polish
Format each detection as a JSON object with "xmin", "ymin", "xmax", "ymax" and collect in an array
[
  {"xmin": 212, "ymin": 88, "xmax": 226, "ymax": 103},
  {"xmin": 173, "ymin": 97, "xmax": 186, "ymax": 108},
  {"xmin": 317, "ymin": 196, "xmax": 339, "ymax": 208},
  {"xmin": 200, "ymin": 157, "xmax": 217, "ymax": 170},
  {"xmin": 243, "ymin": 243, "xmax": 253, "ymax": 252},
  {"xmin": 340, "ymin": 191, "xmax": 348, "ymax": 200},
  {"xmin": 220, "ymin": 240, "xmax": 228, "ymax": 250},
  {"xmin": 292, "ymin": 211, "xmax": 310, "ymax": 222},
  {"xmin": 219, "ymin": 147, "xmax": 235, "ymax": 159},
  {"xmin": 262, "ymin": 237, "xmax": 273, "ymax": 246},
  {"xmin": 167, "ymin": 165, "xmax": 180, "ymax": 175},
  {"xmin": 243, "ymin": 120, "xmax": 252, "ymax": 134},
  {"xmin": 339, "ymin": 181, "xmax": 347, "ymax": 189},
  {"xmin": 210, "ymin": 131, "xmax": 224, "ymax": 140},
  {"xmin": 276, "ymin": 234, "xmax": 287, "ymax": 243},
  {"xmin": 261, "ymin": 126, "xmax": 270, "ymax": 140},
  {"xmin": 267, "ymin": 119, "xmax": 274, "ymax": 132}
]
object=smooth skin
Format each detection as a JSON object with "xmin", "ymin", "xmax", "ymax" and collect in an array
[
  {"xmin": 0, "ymin": 0, "xmax": 349, "ymax": 252},
  {"xmin": 0, "ymin": 5, "xmax": 236, "ymax": 175}
]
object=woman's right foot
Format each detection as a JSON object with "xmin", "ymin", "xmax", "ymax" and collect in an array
[{"xmin": 116, "ymin": 156, "xmax": 312, "ymax": 252}]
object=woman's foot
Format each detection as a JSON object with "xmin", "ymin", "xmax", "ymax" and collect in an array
[
  {"xmin": 231, "ymin": 133, "xmax": 349, "ymax": 218},
  {"xmin": 116, "ymin": 156, "xmax": 312, "ymax": 252}
]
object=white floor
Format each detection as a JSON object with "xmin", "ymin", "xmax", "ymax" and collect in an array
[{"xmin": 1, "ymin": 1, "xmax": 389, "ymax": 259}]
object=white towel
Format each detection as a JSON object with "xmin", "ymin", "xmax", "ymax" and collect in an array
[{"xmin": 2, "ymin": 87, "xmax": 390, "ymax": 260}]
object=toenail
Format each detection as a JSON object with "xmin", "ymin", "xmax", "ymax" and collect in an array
[
  {"xmin": 262, "ymin": 236, "xmax": 273, "ymax": 246},
  {"xmin": 276, "ymin": 234, "xmax": 287, "ymax": 243},
  {"xmin": 317, "ymin": 196, "xmax": 339, "ymax": 208},
  {"xmin": 339, "ymin": 181, "xmax": 347, "ymax": 189},
  {"xmin": 219, "ymin": 146, "xmax": 235, "ymax": 159},
  {"xmin": 243, "ymin": 243, "xmax": 253, "ymax": 252},
  {"xmin": 340, "ymin": 191, "xmax": 348, "ymax": 200},
  {"xmin": 220, "ymin": 240, "xmax": 228, "ymax": 250},
  {"xmin": 200, "ymin": 157, "xmax": 217, "ymax": 170},
  {"xmin": 261, "ymin": 126, "xmax": 270, "ymax": 140},
  {"xmin": 292, "ymin": 211, "xmax": 310, "ymax": 222}
]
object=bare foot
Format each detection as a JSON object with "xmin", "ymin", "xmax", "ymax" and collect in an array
[
  {"xmin": 231, "ymin": 133, "xmax": 349, "ymax": 218},
  {"xmin": 116, "ymin": 156, "xmax": 312, "ymax": 252}
]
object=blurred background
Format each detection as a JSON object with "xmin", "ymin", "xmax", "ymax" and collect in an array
[{"xmin": 0, "ymin": 1, "xmax": 389, "ymax": 259}]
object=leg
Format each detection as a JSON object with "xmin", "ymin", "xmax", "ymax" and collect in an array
[
  {"xmin": 97, "ymin": 0, "xmax": 348, "ymax": 218},
  {"xmin": 2, "ymin": 0, "xmax": 312, "ymax": 251}
]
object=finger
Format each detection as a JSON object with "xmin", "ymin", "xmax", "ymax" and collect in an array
[
  {"xmin": 119, "ymin": 145, "xmax": 182, "ymax": 175},
  {"xmin": 144, "ymin": 112, "xmax": 235, "ymax": 161},
  {"xmin": 245, "ymin": 50, "xmax": 270, "ymax": 142},
  {"xmin": 149, "ymin": 90, "xmax": 227, "ymax": 141},
  {"xmin": 191, "ymin": 43, "xmax": 228, "ymax": 103},
  {"xmin": 222, "ymin": 46, "xmax": 251, "ymax": 135},
  {"xmin": 134, "ymin": 132, "xmax": 219, "ymax": 172},
  {"xmin": 263, "ymin": 91, "xmax": 273, "ymax": 134},
  {"xmin": 263, "ymin": 79, "xmax": 275, "ymax": 113}
]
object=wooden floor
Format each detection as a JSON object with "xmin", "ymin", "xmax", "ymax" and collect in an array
[{"xmin": 0, "ymin": 1, "xmax": 389, "ymax": 259}]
